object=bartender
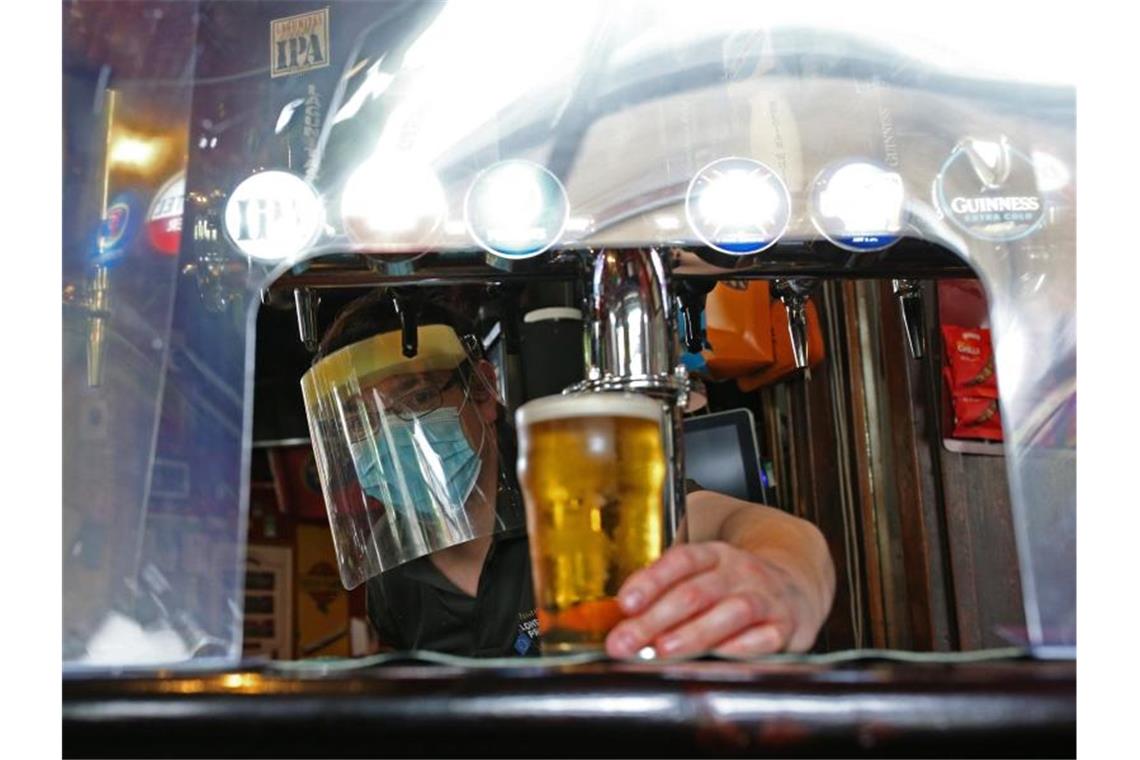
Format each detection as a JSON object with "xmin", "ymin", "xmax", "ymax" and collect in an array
[{"xmin": 301, "ymin": 289, "xmax": 836, "ymax": 659}]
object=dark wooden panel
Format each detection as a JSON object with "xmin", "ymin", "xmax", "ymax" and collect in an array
[
  {"xmin": 788, "ymin": 369, "xmax": 859, "ymax": 652},
  {"xmin": 874, "ymin": 281, "xmax": 956, "ymax": 651},
  {"xmin": 840, "ymin": 281, "xmax": 888, "ymax": 648},
  {"xmin": 937, "ymin": 449, "xmax": 1026, "ymax": 649}
]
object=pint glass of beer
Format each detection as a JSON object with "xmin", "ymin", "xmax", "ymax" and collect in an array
[{"xmin": 515, "ymin": 392, "xmax": 667, "ymax": 653}]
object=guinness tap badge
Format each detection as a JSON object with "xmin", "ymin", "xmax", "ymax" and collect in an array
[{"xmin": 935, "ymin": 136, "xmax": 1046, "ymax": 242}]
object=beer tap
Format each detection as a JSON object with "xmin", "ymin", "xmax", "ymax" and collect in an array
[
  {"xmin": 892, "ymin": 278, "xmax": 927, "ymax": 359},
  {"xmin": 293, "ymin": 288, "xmax": 320, "ymax": 352},
  {"xmin": 577, "ymin": 250, "xmax": 689, "ymax": 542},
  {"xmin": 392, "ymin": 291, "xmax": 420, "ymax": 358},
  {"xmin": 85, "ymin": 266, "xmax": 111, "ymax": 388},
  {"xmin": 84, "ymin": 87, "xmax": 117, "ymax": 388},
  {"xmin": 772, "ymin": 278, "xmax": 819, "ymax": 369}
]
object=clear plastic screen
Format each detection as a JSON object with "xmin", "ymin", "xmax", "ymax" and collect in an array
[{"xmin": 62, "ymin": 0, "xmax": 1075, "ymax": 672}]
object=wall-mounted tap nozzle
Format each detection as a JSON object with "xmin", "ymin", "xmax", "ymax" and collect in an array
[
  {"xmin": 676, "ymin": 279, "xmax": 716, "ymax": 354},
  {"xmin": 772, "ymin": 278, "xmax": 819, "ymax": 370},
  {"xmin": 892, "ymin": 279, "xmax": 927, "ymax": 359},
  {"xmin": 294, "ymin": 288, "xmax": 320, "ymax": 352},
  {"xmin": 85, "ymin": 265, "xmax": 110, "ymax": 388},
  {"xmin": 392, "ymin": 291, "xmax": 420, "ymax": 358}
]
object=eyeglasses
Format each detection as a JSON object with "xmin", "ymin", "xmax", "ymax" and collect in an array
[
  {"xmin": 384, "ymin": 373, "xmax": 461, "ymax": 421},
  {"xmin": 340, "ymin": 372, "xmax": 462, "ymax": 441}
]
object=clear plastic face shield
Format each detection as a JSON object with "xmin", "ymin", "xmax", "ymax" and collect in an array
[{"xmin": 301, "ymin": 324, "xmax": 520, "ymax": 589}]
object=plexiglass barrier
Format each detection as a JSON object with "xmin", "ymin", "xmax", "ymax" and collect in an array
[{"xmin": 62, "ymin": 0, "xmax": 1075, "ymax": 671}]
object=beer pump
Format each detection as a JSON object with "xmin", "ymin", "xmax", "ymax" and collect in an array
[
  {"xmin": 771, "ymin": 278, "xmax": 819, "ymax": 370},
  {"xmin": 892, "ymin": 278, "xmax": 927, "ymax": 359},
  {"xmin": 575, "ymin": 250, "xmax": 690, "ymax": 542},
  {"xmin": 293, "ymin": 288, "xmax": 321, "ymax": 352},
  {"xmin": 83, "ymin": 87, "xmax": 118, "ymax": 388}
]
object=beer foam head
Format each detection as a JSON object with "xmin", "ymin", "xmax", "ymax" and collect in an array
[{"xmin": 516, "ymin": 392, "xmax": 663, "ymax": 427}]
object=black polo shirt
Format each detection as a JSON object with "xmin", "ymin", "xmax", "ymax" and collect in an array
[
  {"xmin": 364, "ymin": 427, "xmax": 540, "ymax": 658},
  {"xmin": 364, "ymin": 431, "xmax": 701, "ymax": 658}
]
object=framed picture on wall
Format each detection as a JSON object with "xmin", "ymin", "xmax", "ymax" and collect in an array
[{"xmin": 243, "ymin": 544, "xmax": 294, "ymax": 660}]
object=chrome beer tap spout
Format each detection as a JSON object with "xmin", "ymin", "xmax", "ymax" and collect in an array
[
  {"xmin": 85, "ymin": 265, "xmax": 111, "ymax": 388},
  {"xmin": 892, "ymin": 278, "xmax": 927, "ymax": 359},
  {"xmin": 772, "ymin": 278, "xmax": 819, "ymax": 370},
  {"xmin": 578, "ymin": 249, "xmax": 688, "ymax": 542},
  {"xmin": 293, "ymin": 288, "xmax": 321, "ymax": 352},
  {"xmin": 580, "ymin": 249, "xmax": 686, "ymax": 399}
]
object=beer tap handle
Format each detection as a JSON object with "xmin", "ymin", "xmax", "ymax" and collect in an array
[
  {"xmin": 892, "ymin": 279, "xmax": 927, "ymax": 359},
  {"xmin": 392, "ymin": 291, "xmax": 420, "ymax": 358},
  {"xmin": 86, "ymin": 265, "xmax": 110, "ymax": 388},
  {"xmin": 772, "ymin": 278, "xmax": 819, "ymax": 370},
  {"xmin": 293, "ymin": 288, "xmax": 320, "ymax": 352},
  {"xmin": 786, "ymin": 297, "xmax": 810, "ymax": 369}
]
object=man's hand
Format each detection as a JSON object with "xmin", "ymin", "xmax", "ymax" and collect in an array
[{"xmin": 604, "ymin": 540, "xmax": 829, "ymax": 659}]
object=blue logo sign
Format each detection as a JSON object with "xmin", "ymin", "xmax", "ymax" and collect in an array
[{"xmin": 93, "ymin": 192, "xmax": 139, "ymax": 266}]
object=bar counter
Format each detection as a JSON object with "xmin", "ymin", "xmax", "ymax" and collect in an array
[{"xmin": 64, "ymin": 652, "xmax": 1074, "ymax": 758}]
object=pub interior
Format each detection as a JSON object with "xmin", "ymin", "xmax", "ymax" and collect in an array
[{"xmin": 62, "ymin": 1, "xmax": 1076, "ymax": 756}]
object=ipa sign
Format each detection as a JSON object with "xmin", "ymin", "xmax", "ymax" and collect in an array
[{"xmin": 270, "ymin": 7, "xmax": 330, "ymax": 78}]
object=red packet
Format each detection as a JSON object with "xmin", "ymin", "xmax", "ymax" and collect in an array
[
  {"xmin": 950, "ymin": 394, "xmax": 1004, "ymax": 441},
  {"xmin": 942, "ymin": 325, "xmax": 998, "ymax": 397}
]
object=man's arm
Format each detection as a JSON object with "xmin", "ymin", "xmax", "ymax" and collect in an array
[{"xmin": 604, "ymin": 490, "xmax": 836, "ymax": 659}]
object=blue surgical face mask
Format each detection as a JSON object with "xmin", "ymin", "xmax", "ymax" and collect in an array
[{"xmin": 349, "ymin": 400, "xmax": 485, "ymax": 518}]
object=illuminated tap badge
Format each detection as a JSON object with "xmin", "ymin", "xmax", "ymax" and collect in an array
[
  {"xmin": 95, "ymin": 192, "xmax": 139, "ymax": 265},
  {"xmin": 811, "ymin": 160, "xmax": 905, "ymax": 252},
  {"xmin": 270, "ymin": 7, "xmax": 330, "ymax": 78},
  {"xmin": 224, "ymin": 170, "xmax": 323, "ymax": 263},
  {"xmin": 464, "ymin": 159, "xmax": 569, "ymax": 259},
  {"xmin": 341, "ymin": 157, "xmax": 446, "ymax": 247},
  {"xmin": 146, "ymin": 171, "xmax": 185, "ymax": 256},
  {"xmin": 935, "ymin": 137, "xmax": 1046, "ymax": 242},
  {"xmin": 686, "ymin": 157, "xmax": 791, "ymax": 255}
]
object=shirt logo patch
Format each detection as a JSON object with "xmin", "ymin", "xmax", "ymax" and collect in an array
[{"xmin": 515, "ymin": 608, "xmax": 541, "ymax": 655}]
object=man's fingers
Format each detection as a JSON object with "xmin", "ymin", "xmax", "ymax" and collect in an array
[
  {"xmin": 616, "ymin": 543, "xmax": 721, "ymax": 615},
  {"xmin": 711, "ymin": 621, "xmax": 792, "ymax": 658},
  {"xmin": 652, "ymin": 595, "xmax": 759, "ymax": 658},
  {"xmin": 607, "ymin": 570, "xmax": 727, "ymax": 658}
]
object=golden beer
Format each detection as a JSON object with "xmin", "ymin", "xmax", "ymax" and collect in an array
[{"xmin": 516, "ymin": 393, "xmax": 667, "ymax": 653}]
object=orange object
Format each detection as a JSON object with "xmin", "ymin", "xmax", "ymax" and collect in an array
[
  {"xmin": 537, "ymin": 598, "xmax": 625, "ymax": 637},
  {"xmin": 701, "ymin": 281, "xmax": 775, "ymax": 380},
  {"xmin": 736, "ymin": 298, "xmax": 825, "ymax": 392}
]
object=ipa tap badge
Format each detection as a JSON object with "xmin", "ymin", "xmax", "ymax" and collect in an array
[
  {"xmin": 270, "ymin": 7, "xmax": 330, "ymax": 78},
  {"xmin": 934, "ymin": 136, "xmax": 1047, "ymax": 243}
]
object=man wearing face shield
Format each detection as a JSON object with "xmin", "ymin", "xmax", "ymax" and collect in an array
[{"xmin": 303, "ymin": 289, "xmax": 836, "ymax": 659}]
